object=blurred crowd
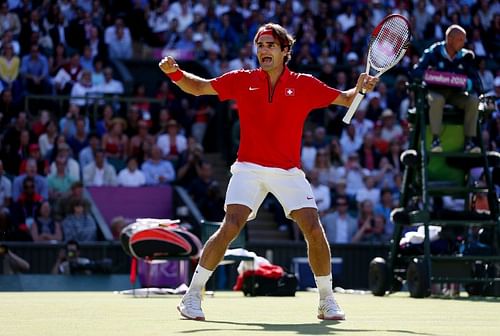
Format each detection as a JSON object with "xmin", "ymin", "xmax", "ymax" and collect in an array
[{"xmin": 0, "ymin": 0, "xmax": 498, "ymax": 245}]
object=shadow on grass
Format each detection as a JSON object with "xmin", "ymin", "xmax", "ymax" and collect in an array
[
  {"xmin": 179, "ymin": 319, "xmax": 439, "ymax": 335},
  {"xmin": 428, "ymin": 295, "xmax": 500, "ymax": 303}
]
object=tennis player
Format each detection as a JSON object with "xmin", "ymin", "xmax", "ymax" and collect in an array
[{"xmin": 159, "ymin": 23, "xmax": 378, "ymax": 321}]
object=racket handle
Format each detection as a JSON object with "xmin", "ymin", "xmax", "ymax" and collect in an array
[{"xmin": 343, "ymin": 92, "xmax": 365, "ymax": 124}]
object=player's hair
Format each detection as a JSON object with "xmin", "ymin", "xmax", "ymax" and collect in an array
[
  {"xmin": 445, "ymin": 24, "xmax": 466, "ymax": 39},
  {"xmin": 254, "ymin": 23, "xmax": 295, "ymax": 64}
]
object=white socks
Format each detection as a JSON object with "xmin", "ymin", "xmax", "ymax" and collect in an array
[
  {"xmin": 315, "ymin": 274, "xmax": 334, "ymax": 300},
  {"xmin": 187, "ymin": 264, "xmax": 213, "ymax": 293}
]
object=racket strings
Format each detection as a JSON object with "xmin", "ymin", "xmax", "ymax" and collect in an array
[{"xmin": 369, "ymin": 18, "xmax": 410, "ymax": 70}]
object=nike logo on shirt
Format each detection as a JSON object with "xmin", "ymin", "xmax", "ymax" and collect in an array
[{"xmin": 249, "ymin": 87, "xmax": 259, "ymax": 91}]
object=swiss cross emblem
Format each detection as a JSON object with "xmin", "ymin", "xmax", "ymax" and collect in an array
[{"xmin": 285, "ymin": 88, "xmax": 295, "ymax": 96}]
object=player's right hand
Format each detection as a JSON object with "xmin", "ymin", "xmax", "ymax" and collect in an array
[{"xmin": 158, "ymin": 56, "xmax": 179, "ymax": 75}]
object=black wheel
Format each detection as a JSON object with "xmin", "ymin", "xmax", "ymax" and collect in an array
[
  {"xmin": 407, "ymin": 259, "xmax": 430, "ymax": 298},
  {"xmin": 368, "ymin": 257, "xmax": 388, "ymax": 296}
]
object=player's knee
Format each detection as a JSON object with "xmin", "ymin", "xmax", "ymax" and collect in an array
[
  {"xmin": 428, "ymin": 93, "xmax": 445, "ymax": 106},
  {"xmin": 217, "ymin": 218, "xmax": 243, "ymax": 242},
  {"xmin": 301, "ymin": 221, "xmax": 325, "ymax": 242}
]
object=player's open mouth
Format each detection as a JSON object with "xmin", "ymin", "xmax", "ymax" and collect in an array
[{"xmin": 261, "ymin": 56, "xmax": 272, "ymax": 64}]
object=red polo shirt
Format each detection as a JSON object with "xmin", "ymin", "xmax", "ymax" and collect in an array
[{"xmin": 211, "ymin": 67, "xmax": 340, "ymax": 169}]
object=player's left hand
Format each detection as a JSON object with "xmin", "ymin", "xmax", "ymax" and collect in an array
[{"xmin": 357, "ymin": 73, "xmax": 379, "ymax": 93}]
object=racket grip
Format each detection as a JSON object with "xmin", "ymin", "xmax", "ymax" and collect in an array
[{"xmin": 343, "ymin": 92, "xmax": 365, "ymax": 124}]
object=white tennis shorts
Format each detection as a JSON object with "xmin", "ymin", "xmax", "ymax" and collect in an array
[{"xmin": 224, "ymin": 162, "xmax": 317, "ymax": 220}]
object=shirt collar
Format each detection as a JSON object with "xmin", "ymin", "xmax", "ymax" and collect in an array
[{"xmin": 257, "ymin": 66, "xmax": 291, "ymax": 82}]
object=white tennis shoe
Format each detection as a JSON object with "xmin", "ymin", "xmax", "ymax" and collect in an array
[
  {"xmin": 317, "ymin": 295, "xmax": 345, "ymax": 320},
  {"xmin": 177, "ymin": 291, "xmax": 205, "ymax": 321}
]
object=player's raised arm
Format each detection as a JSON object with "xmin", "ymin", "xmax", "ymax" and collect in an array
[{"xmin": 158, "ymin": 56, "xmax": 218, "ymax": 96}]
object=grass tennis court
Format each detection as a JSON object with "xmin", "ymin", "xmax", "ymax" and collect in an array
[{"xmin": 1, "ymin": 291, "xmax": 499, "ymax": 336}]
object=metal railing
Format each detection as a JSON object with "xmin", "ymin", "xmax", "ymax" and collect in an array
[{"xmin": 24, "ymin": 94, "xmax": 166, "ymax": 122}]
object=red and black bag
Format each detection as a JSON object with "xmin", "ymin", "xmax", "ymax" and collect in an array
[{"xmin": 120, "ymin": 219, "xmax": 202, "ymax": 260}]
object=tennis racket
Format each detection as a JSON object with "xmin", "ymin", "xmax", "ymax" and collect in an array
[{"xmin": 343, "ymin": 14, "xmax": 411, "ymax": 124}]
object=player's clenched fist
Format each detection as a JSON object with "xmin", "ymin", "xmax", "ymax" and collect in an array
[{"xmin": 158, "ymin": 56, "xmax": 179, "ymax": 75}]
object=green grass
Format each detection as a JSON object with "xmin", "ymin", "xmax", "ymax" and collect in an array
[{"xmin": 1, "ymin": 291, "xmax": 499, "ymax": 336}]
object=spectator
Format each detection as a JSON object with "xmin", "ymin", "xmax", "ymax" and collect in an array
[
  {"xmin": 351, "ymin": 106, "xmax": 374, "ymax": 143},
  {"xmin": 387, "ymin": 75, "xmax": 409, "ymax": 119},
  {"xmin": 1, "ymin": 115, "xmax": 30, "ymax": 173},
  {"xmin": 374, "ymin": 156, "xmax": 397, "ymax": 191},
  {"xmin": 10, "ymin": 176, "xmax": 41, "ymax": 241},
  {"xmin": 91, "ymin": 57, "xmax": 105, "ymax": 86},
  {"xmin": 79, "ymin": 45, "xmax": 94, "ymax": 71},
  {"xmin": 312, "ymin": 148, "xmax": 340, "ymax": 189},
  {"xmin": 12, "ymin": 159, "xmax": 48, "ymax": 201},
  {"xmin": 51, "ymin": 240, "xmax": 91, "ymax": 274},
  {"xmin": 19, "ymin": 143, "xmax": 49, "ymax": 176},
  {"xmin": 94, "ymin": 66, "xmax": 124, "ymax": 95},
  {"xmin": 384, "ymin": 140, "xmax": 403, "ymax": 173},
  {"xmin": 47, "ymin": 155, "xmax": 75, "ymax": 202},
  {"xmin": 48, "ymin": 12, "xmax": 70, "ymax": 50},
  {"xmin": 101, "ymin": 117, "xmax": 128, "ymax": 172},
  {"xmin": 355, "ymin": 174, "xmax": 381, "ymax": 206},
  {"xmin": 48, "ymin": 143, "xmax": 80, "ymax": 182},
  {"xmin": 87, "ymin": 26, "xmax": 108, "ymax": 62},
  {"xmin": 53, "ymin": 52, "xmax": 82, "ymax": 95},
  {"xmin": 156, "ymin": 119, "xmax": 187, "ymax": 163},
  {"xmin": 67, "ymin": 116, "xmax": 89, "ymax": 159},
  {"xmin": 375, "ymin": 188, "xmax": 396, "ymax": 237},
  {"xmin": 124, "ymin": 105, "xmax": 141, "ymax": 138},
  {"xmin": 104, "ymin": 17, "xmax": 131, "ymax": 52},
  {"xmin": 357, "ymin": 132, "xmax": 381, "ymax": 172},
  {"xmin": 477, "ymin": 58, "xmax": 494, "ymax": 93},
  {"xmin": 54, "ymin": 181, "xmax": 91, "ymax": 222},
  {"xmin": 69, "ymin": 69, "xmax": 95, "ymax": 107},
  {"xmin": 0, "ymin": 30, "xmax": 20, "ymax": 56},
  {"xmin": 48, "ymin": 43, "xmax": 68, "ymax": 77},
  {"xmin": 31, "ymin": 109, "xmax": 51, "ymax": 138},
  {"xmin": 82, "ymin": 148, "xmax": 118, "ymax": 187},
  {"xmin": 31, "ymin": 200, "xmax": 62, "ymax": 242},
  {"xmin": 0, "ymin": 43, "xmax": 20, "ymax": 92},
  {"xmin": 78, "ymin": 132, "xmax": 100, "ymax": 169},
  {"xmin": 322, "ymin": 196, "xmax": 357, "ymax": 244},
  {"xmin": 8, "ymin": 128, "xmax": 31, "ymax": 176},
  {"xmin": 187, "ymin": 161, "xmax": 217, "ymax": 206},
  {"xmin": 117, "ymin": 156, "xmax": 146, "ymax": 187},
  {"xmin": 20, "ymin": 44, "xmax": 50, "ymax": 94},
  {"xmin": 95, "ymin": 104, "xmax": 114, "ymax": 136},
  {"xmin": 61, "ymin": 199, "xmax": 97, "ymax": 242},
  {"xmin": 176, "ymin": 139, "xmax": 203, "ymax": 187},
  {"xmin": 328, "ymin": 137, "xmax": 344, "ymax": 169},
  {"xmin": 59, "ymin": 104, "xmax": 90, "ymax": 138},
  {"xmin": 352, "ymin": 213, "xmax": 389, "ymax": 244},
  {"xmin": 0, "ymin": 88, "xmax": 22, "ymax": 126},
  {"xmin": 340, "ymin": 124, "xmax": 362, "ymax": 161},
  {"xmin": 344, "ymin": 152, "xmax": 369, "ymax": 199},
  {"xmin": 128, "ymin": 119, "xmax": 155, "ymax": 166},
  {"xmin": 308, "ymin": 169, "xmax": 331, "ymax": 217},
  {"xmin": 0, "ymin": 3, "xmax": 21, "ymax": 36},
  {"xmin": 141, "ymin": 145, "xmax": 176, "ymax": 185},
  {"xmin": 0, "ymin": 159, "xmax": 12, "ymax": 214},
  {"xmin": 107, "ymin": 20, "xmax": 133, "ymax": 59},
  {"xmin": 379, "ymin": 109, "xmax": 403, "ymax": 144},
  {"xmin": 424, "ymin": 12, "xmax": 446, "ymax": 42}
]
